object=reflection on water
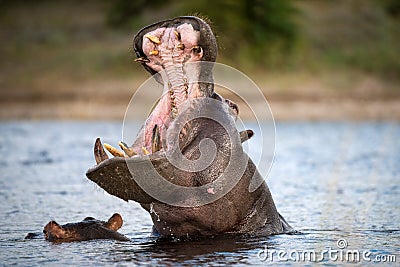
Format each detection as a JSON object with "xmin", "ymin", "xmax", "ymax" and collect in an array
[{"xmin": 0, "ymin": 121, "xmax": 399, "ymax": 266}]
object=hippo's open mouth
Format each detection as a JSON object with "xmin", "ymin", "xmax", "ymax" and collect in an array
[
  {"xmin": 95, "ymin": 16, "xmax": 238, "ymax": 162},
  {"xmin": 87, "ymin": 16, "xmax": 250, "ymax": 206},
  {"xmin": 133, "ymin": 16, "xmax": 215, "ymax": 155}
]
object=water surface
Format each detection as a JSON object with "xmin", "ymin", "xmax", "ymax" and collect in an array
[{"xmin": 0, "ymin": 121, "xmax": 399, "ymax": 266}]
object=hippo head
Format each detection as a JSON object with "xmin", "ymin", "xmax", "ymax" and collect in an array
[
  {"xmin": 43, "ymin": 213, "xmax": 127, "ymax": 242},
  {"xmin": 87, "ymin": 16, "xmax": 248, "ymax": 205},
  {"xmin": 86, "ymin": 17, "xmax": 291, "ymax": 237},
  {"xmin": 91, "ymin": 16, "xmax": 240, "ymax": 159},
  {"xmin": 43, "ymin": 221, "xmax": 69, "ymax": 240},
  {"xmin": 129, "ymin": 16, "xmax": 227, "ymax": 156}
]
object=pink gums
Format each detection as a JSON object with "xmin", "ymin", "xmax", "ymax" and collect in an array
[{"xmin": 139, "ymin": 23, "xmax": 204, "ymax": 152}]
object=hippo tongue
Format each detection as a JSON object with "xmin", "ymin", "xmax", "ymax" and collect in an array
[{"xmin": 131, "ymin": 16, "xmax": 218, "ymax": 153}]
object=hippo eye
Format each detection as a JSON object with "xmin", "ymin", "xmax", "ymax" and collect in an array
[
  {"xmin": 192, "ymin": 45, "xmax": 202, "ymax": 54},
  {"xmin": 231, "ymin": 105, "xmax": 238, "ymax": 114},
  {"xmin": 225, "ymin": 100, "xmax": 239, "ymax": 114}
]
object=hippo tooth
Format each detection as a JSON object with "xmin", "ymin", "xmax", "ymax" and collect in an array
[
  {"xmin": 174, "ymin": 30, "xmax": 180, "ymax": 40},
  {"xmin": 94, "ymin": 138, "xmax": 109, "ymax": 164},
  {"xmin": 149, "ymin": 50, "xmax": 159, "ymax": 56},
  {"xmin": 151, "ymin": 124, "xmax": 161, "ymax": 153},
  {"xmin": 134, "ymin": 57, "xmax": 150, "ymax": 63},
  {"xmin": 145, "ymin": 34, "xmax": 161, "ymax": 44},
  {"xmin": 118, "ymin": 141, "xmax": 136, "ymax": 157},
  {"xmin": 177, "ymin": 43, "xmax": 185, "ymax": 50},
  {"xmin": 142, "ymin": 147, "xmax": 150, "ymax": 155},
  {"xmin": 171, "ymin": 107, "xmax": 178, "ymax": 119},
  {"xmin": 104, "ymin": 143, "xmax": 125, "ymax": 157}
]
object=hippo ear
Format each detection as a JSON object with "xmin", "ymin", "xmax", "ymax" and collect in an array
[
  {"xmin": 239, "ymin": 129, "xmax": 254, "ymax": 143},
  {"xmin": 44, "ymin": 221, "xmax": 66, "ymax": 240},
  {"xmin": 105, "ymin": 213, "xmax": 123, "ymax": 231}
]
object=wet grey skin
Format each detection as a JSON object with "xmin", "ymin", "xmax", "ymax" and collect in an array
[
  {"xmin": 42, "ymin": 213, "xmax": 129, "ymax": 242},
  {"xmin": 86, "ymin": 16, "xmax": 293, "ymax": 238}
]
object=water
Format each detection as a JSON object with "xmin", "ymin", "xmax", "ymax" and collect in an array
[{"xmin": 0, "ymin": 121, "xmax": 399, "ymax": 266}]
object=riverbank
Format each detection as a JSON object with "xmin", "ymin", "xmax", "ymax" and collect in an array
[
  {"xmin": 2, "ymin": 68, "xmax": 399, "ymax": 121},
  {"xmin": 2, "ymin": 99, "xmax": 399, "ymax": 121}
]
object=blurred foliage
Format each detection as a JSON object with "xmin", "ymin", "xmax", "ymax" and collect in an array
[
  {"xmin": 379, "ymin": 0, "xmax": 400, "ymax": 17},
  {"xmin": 104, "ymin": 0, "xmax": 400, "ymax": 78},
  {"xmin": 106, "ymin": 0, "xmax": 165, "ymax": 27},
  {"xmin": 1, "ymin": 0, "xmax": 399, "ymax": 83},
  {"xmin": 105, "ymin": 0, "xmax": 298, "ymax": 69},
  {"xmin": 296, "ymin": 0, "xmax": 400, "ymax": 79}
]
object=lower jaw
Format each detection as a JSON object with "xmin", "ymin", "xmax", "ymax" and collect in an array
[
  {"xmin": 135, "ymin": 63, "xmax": 213, "ymax": 155},
  {"xmin": 139, "ymin": 85, "xmax": 191, "ymax": 155}
]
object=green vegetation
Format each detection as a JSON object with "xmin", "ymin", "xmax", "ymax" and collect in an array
[
  {"xmin": 105, "ymin": 0, "xmax": 400, "ymax": 77},
  {"xmin": 106, "ymin": 0, "xmax": 298, "ymax": 69},
  {"xmin": 293, "ymin": 0, "xmax": 400, "ymax": 79},
  {"xmin": 0, "ymin": 0, "xmax": 399, "ymax": 104}
]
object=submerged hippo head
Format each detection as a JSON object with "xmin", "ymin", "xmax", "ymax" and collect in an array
[
  {"xmin": 86, "ymin": 16, "xmax": 293, "ymax": 237},
  {"xmin": 43, "ymin": 213, "xmax": 129, "ymax": 242}
]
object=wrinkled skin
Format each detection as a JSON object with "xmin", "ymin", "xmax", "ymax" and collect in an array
[
  {"xmin": 42, "ymin": 213, "xmax": 129, "ymax": 242},
  {"xmin": 86, "ymin": 16, "xmax": 293, "ymax": 238}
]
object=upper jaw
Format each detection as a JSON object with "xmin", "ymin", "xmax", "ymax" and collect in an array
[
  {"xmin": 130, "ymin": 16, "xmax": 219, "ymax": 153},
  {"xmin": 133, "ymin": 16, "xmax": 218, "ymax": 71},
  {"xmin": 133, "ymin": 16, "xmax": 217, "ymax": 101}
]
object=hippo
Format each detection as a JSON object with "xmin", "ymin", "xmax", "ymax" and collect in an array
[
  {"xmin": 86, "ymin": 16, "xmax": 293, "ymax": 238},
  {"xmin": 42, "ymin": 213, "xmax": 129, "ymax": 242}
]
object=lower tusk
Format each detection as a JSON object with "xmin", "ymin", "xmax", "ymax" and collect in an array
[
  {"xmin": 151, "ymin": 124, "xmax": 161, "ymax": 153},
  {"xmin": 104, "ymin": 143, "xmax": 125, "ymax": 157},
  {"xmin": 142, "ymin": 147, "xmax": 150, "ymax": 155},
  {"xmin": 118, "ymin": 141, "xmax": 136, "ymax": 157},
  {"xmin": 94, "ymin": 138, "xmax": 109, "ymax": 164}
]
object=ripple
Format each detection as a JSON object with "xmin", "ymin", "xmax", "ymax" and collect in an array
[{"xmin": 0, "ymin": 121, "xmax": 399, "ymax": 266}]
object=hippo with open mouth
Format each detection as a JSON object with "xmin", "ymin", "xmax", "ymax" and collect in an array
[{"xmin": 86, "ymin": 16, "xmax": 293, "ymax": 238}]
